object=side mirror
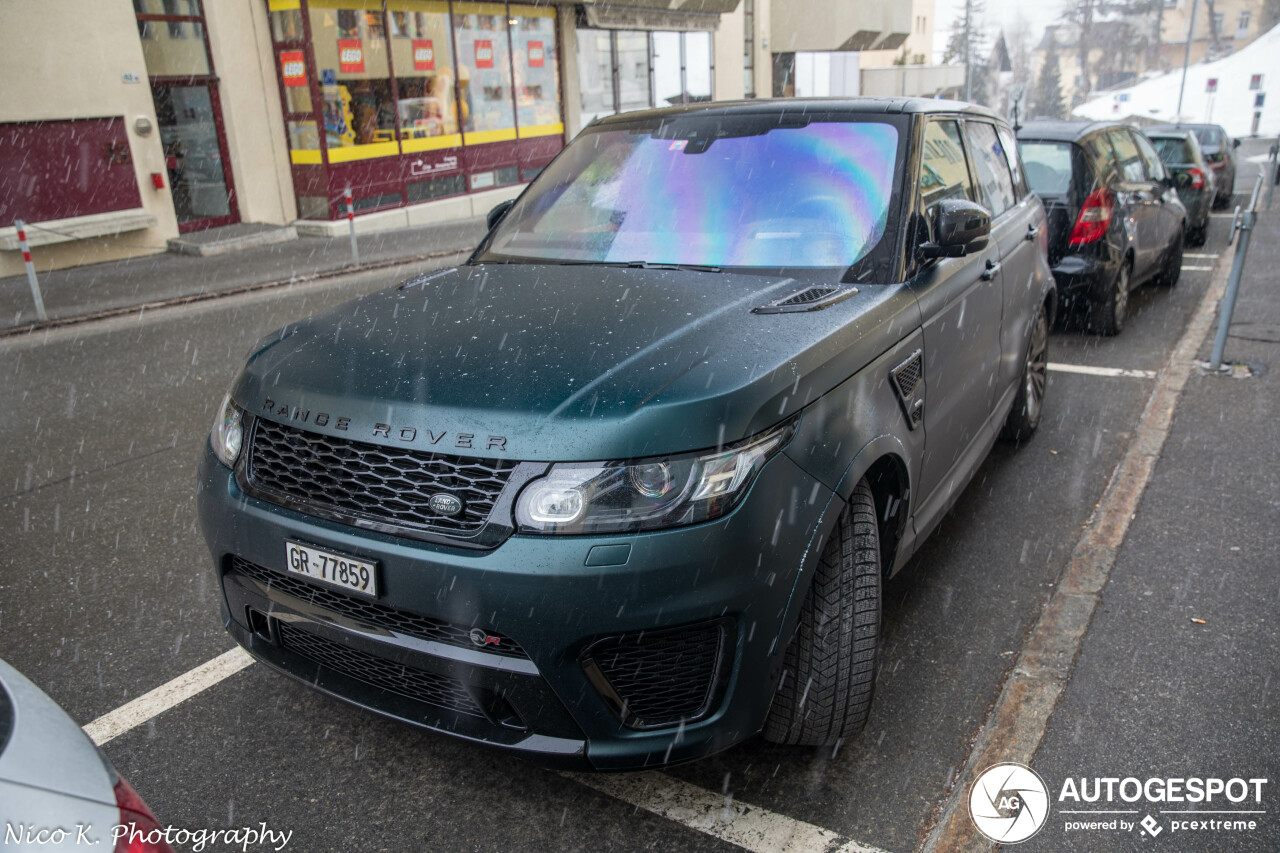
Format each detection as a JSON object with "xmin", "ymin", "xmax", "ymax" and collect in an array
[
  {"xmin": 1233, "ymin": 138, "xmax": 1241, "ymax": 149},
  {"xmin": 920, "ymin": 198, "xmax": 991, "ymax": 259},
  {"xmin": 487, "ymin": 199, "xmax": 515, "ymax": 231}
]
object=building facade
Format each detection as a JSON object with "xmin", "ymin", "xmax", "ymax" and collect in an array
[{"xmin": 1, "ymin": 0, "xmax": 940, "ymax": 276}]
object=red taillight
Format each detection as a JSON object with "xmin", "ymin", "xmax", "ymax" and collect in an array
[
  {"xmin": 1068, "ymin": 187, "xmax": 1114, "ymax": 246},
  {"xmin": 1187, "ymin": 167, "xmax": 1206, "ymax": 189},
  {"xmin": 113, "ymin": 777, "xmax": 176, "ymax": 853}
]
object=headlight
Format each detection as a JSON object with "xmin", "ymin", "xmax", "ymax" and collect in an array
[
  {"xmin": 210, "ymin": 394, "xmax": 244, "ymax": 468},
  {"xmin": 514, "ymin": 418, "xmax": 797, "ymax": 535}
]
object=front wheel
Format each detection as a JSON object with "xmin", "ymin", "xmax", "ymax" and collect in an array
[
  {"xmin": 763, "ymin": 479, "xmax": 881, "ymax": 746},
  {"xmin": 1157, "ymin": 232, "xmax": 1183, "ymax": 287},
  {"xmin": 1000, "ymin": 304, "xmax": 1049, "ymax": 443}
]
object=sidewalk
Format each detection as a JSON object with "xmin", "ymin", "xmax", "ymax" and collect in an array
[
  {"xmin": 1031, "ymin": 193, "xmax": 1280, "ymax": 849},
  {"xmin": 0, "ymin": 215, "xmax": 488, "ymax": 331}
]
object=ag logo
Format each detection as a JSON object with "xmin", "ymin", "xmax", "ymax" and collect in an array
[{"xmin": 968, "ymin": 763, "xmax": 1050, "ymax": 844}]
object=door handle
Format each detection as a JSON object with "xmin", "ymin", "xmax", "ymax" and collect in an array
[
  {"xmin": 981, "ymin": 259, "xmax": 1001, "ymax": 281},
  {"xmin": 1025, "ymin": 224, "xmax": 1040, "ymax": 240}
]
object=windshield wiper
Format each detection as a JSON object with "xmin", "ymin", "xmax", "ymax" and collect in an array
[{"xmin": 619, "ymin": 261, "xmax": 722, "ymax": 273}]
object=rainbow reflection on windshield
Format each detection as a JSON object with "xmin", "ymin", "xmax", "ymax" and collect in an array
[{"xmin": 490, "ymin": 121, "xmax": 900, "ymax": 268}]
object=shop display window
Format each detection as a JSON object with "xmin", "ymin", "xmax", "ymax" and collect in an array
[
  {"xmin": 388, "ymin": 1, "xmax": 460, "ymax": 151},
  {"xmin": 310, "ymin": 0, "xmax": 398, "ymax": 161},
  {"xmin": 453, "ymin": 3, "xmax": 516, "ymax": 141},
  {"xmin": 509, "ymin": 6, "xmax": 562, "ymax": 135}
]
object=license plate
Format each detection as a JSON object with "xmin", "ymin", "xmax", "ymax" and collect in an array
[{"xmin": 284, "ymin": 541, "xmax": 377, "ymax": 598}]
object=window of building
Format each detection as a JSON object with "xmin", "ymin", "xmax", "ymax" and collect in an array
[
  {"xmin": 578, "ymin": 29, "xmax": 615, "ymax": 124},
  {"xmin": 1251, "ymin": 73, "xmax": 1264, "ymax": 90},
  {"xmin": 1211, "ymin": 12, "xmax": 1224, "ymax": 34},
  {"xmin": 453, "ymin": 3, "xmax": 517, "ymax": 142},
  {"xmin": 616, "ymin": 31, "xmax": 650, "ymax": 112},
  {"xmin": 578, "ymin": 29, "xmax": 708, "ymax": 117},
  {"xmin": 1238, "ymin": 10, "xmax": 1251, "ymax": 34},
  {"xmin": 743, "ymin": 0, "xmax": 755, "ymax": 98},
  {"xmin": 510, "ymin": 6, "xmax": 562, "ymax": 136},
  {"xmin": 135, "ymin": 0, "xmax": 210, "ymax": 74},
  {"xmin": 309, "ymin": 0, "xmax": 398, "ymax": 161},
  {"xmin": 388, "ymin": 1, "xmax": 459, "ymax": 152}
]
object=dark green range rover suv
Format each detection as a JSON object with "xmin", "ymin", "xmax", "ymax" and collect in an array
[{"xmin": 198, "ymin": 98, "xmax": 1056, "ymax": 770}]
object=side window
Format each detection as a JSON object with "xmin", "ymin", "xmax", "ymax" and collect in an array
[
  {"xmin": 1133, "ymin": 132, "xmax": 1167, "ymax": 181},
  {"xmin": 1081, "ymin": 133, "xmax": 1116, "ymax": 187},
  {"xmin": 920, "ymin": 119, "xmax": 974, "ymax": 211},
  {"xmin": 1108, "ymin": 129, "xmax": 1145, "ymax": 182},
  {"xmin": 964, "ymin": 121, "xmax": 1017, "ymax": 216},
  {"xmin": 996, "ymin": 124, "xmax": 1028, "ymax": 199}
]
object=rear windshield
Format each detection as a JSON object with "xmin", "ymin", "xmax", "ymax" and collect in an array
[
  {"xmin": 1193, "ymin": 127, "xmax": 1221, "ymax": 149},
  {"xmin": 1151, "ymin": 136, "xmax": 1193, "ymax": 164},
  {"xmin": 482, "ymin": 117, "xmax": 902, "ymax": 268},
  {"xmin": 1019, "ymin": 141, "xmax": 1074, "ymax": 195}
]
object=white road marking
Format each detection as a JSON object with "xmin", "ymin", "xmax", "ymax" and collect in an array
[
  {"xmin": 82, "ymin": 647, "xmax": 253, "ymax": 745},
  {"xmin": 567, "ymin": 771, "xmax": 891, "ymax": 853},
  {"xmin": 1183, "ymin": 253, "xmax": 1219, "ymax": 259},
  {"xmin": 1181, "ymin": 265, "xmax": 1214, "ymax": 271},
  {"xmin": 1048, "ymin": 362, "xmax": 1158, "ymax": 379}
]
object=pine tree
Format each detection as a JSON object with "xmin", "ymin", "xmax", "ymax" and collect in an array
[
  {"xmin": 1033, "ymin": 46, "xmax": 1066, "ymax": 119},
  {"xmin": 944, "ymin": 0, "xmax": 989, "ymax": 105}
]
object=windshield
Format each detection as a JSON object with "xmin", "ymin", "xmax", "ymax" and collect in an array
[
  {"xmin": 1151, "ymin": 136, "xmax": 1193, "ymax": 164},
  {"xmin": 1193, "ymin": 127, "xmax": 1221, "ymax": 149},
  {"xmin": 481, "ymin": 117, "xmax": 901, "ymax": 268},
  {"xmin": 1019, "ymin": 141, "xmax": 1074, "ymax": 195}
]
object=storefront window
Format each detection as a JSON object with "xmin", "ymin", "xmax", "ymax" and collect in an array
[
  {"xmin": 453, "ymin": 2, "xmax": 516, "ymax": 142},
  {"xmin": 510, "ymin": 6, "xmax": 562, "ymax": 136},
  {"xmin": 270, "ymin": 4, "xmax": 304, "ymax": 41},
  {"xmin": 685, "ymin": 31, "xmax": 712, "ymax": 102},
  {"xmin": 652, "ymin": 32, "xmax": 682, "ymax": 107},
  {"xmin": 137, "ymin": 18, "xmax": 211, "ymax": 75},
  {"xmin": 578, "ymin": 29, "xmax": 614, "ymax": 125},
  {"xmin": 310, "ymin": 0, "xmax": 398, "ymax": 161},
  {"xmin": 617, "ymin": 32, "xmax": 649, "ymax": 113},
  {"xmin": 388, "ymin": 1, "xmax": 459, "ymax": 151},
  {"xmin": 288, "ymin": 120, "xmax": 322, "ymax": 152}
]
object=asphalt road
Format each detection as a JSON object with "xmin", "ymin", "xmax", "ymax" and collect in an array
[{"xmin": 0, "ymin": 204, "xmax": 1239, "ymax": 851}]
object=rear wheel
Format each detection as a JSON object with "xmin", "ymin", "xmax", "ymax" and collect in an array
[
  {"xmin": 1188, "ymin": 223, "xmax": 1207, "ymax": 247},
  {"xmin": 763, "ymin": 480, "xmax": 880, "ymax": 746},
  {"xmin": 1090, "ymin": 261, "xmax": 1130, "ymax": 336},
  {"xmin": 1000, "ymin": 304, "xmax": 1049, "ymax": 443}
]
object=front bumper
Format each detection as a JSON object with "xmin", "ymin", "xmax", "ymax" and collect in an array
[{"xmin": 197, "ymin": 443, "xmax": 839, "ymax": 770}]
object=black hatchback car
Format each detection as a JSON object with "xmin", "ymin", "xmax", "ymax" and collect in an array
[
  {"xmin": 199, "ymin": 99, "xmax": 1055, "ymax": 770},
  {"xmin": 1148, "ymin": 123, "xmax": 1238, "ymax": 207},
  {"xmin": 1018, "ymin": 120, "xmax": 1186, "ymax": 335},
  {"xmin": 1147, "ymin": 127, "xmax": 1215, "ymax": 246}
]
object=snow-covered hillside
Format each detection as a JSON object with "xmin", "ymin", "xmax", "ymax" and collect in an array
[{"xmin": 1073, "ymin": 24, "xmax": 1280, "ymax": 136}]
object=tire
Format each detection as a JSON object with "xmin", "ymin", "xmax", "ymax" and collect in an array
[
  {"xmin": 1157, "ymin": 231, "xmax": 1183, "ymax": 288},
  {"xmin": 1188, "ymin": 223, "xmax": 1207, "ymax": 247},
  {"xmin": 763, "ymin": 480, "xmax": 881, "ymax": 746},
  {"xmin": 1089, "ymin": 260, "xmax": 1130, "ymax": 336},
  {"xmin": 1000, "ymin": 304, "xmax": 1049, "ymax": 443}
]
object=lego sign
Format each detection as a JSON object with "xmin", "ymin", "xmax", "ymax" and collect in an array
[
  {"xmin": 280, "ymin": 50, "xmax": 307, "ymax": 87},
  {"xmin": 475, "ymin": 39, "xmax": 494, "ymax": 69},
  {"xmin": 338, "ymin": 38, "xmax": 364, "ymax": 73},
  {"xmin": 1206, "ymin": 78, "xmax": 1218, "ymax": 93},
  {"xmin": 528, "ymin": 40, "xmax": 544, "ymax": 68},
  {"xmin": 413, "ymin": 39, "xmax": 435, "ymax": 71}
]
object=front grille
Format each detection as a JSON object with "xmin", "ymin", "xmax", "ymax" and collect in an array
[
  {"xmin": 584, "ymin": 624, "xmax": 726, "ymax": 729},
  {"xmin": 229, "ymin": 557, "xmax": 527, "ymax": 659},
  {"xmin": 276, "ymin": 621, "xmax": 485, "ymax": 718},
  {"xmin": 244, "ymin": 417, "xmax": 516, "ymax": 540}
]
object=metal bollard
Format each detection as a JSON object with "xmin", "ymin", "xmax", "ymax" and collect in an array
[
  {"xmin": 1210, "ymin": 173, "xmax": 1264, "ymax": 371},
  {"xmin": 345, "ymin": 187, "xmax": 360, "ymax": 267},
  {"xmin": 1266, "ymin": 139, "xmax": 1278, "ymax": 211},
  {"xmin": 14, "ymin": 219, "xmax": 48, "ymax": 322}
]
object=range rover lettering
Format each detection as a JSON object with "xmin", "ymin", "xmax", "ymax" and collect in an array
[{"xmin": 198, "ymin": 98, "xmax": 1056, "ymax": 770}]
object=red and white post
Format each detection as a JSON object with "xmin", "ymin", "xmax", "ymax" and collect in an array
[
  {"xmin": 14, "ymin": 219, "xmax": 48, "ymax": 322},
  {"xmin": 344, "ymin": 187, "xmax": 360, "ymax": 267}
]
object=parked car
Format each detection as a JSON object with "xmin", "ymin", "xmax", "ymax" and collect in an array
[
  {"xmin": 198, "ymin": 98, "xmax": 1055, "ymax": 770},
  {"xmin": 1018, "ymin": 120, "xmax": 1186, "ymax": 335},
  {"xmin": 0, "ymin": 658, "xmax": 174, "ymax": 853},
  {"xmin": 1148, "ymin": 122, "xmax": 1238, "ymax": 207},
  {"xmin": 1147, "ymin": 127, "xmax": 1215, "ymax": 246}
]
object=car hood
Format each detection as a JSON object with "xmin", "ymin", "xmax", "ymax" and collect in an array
[{"xmin": 231, "ymin": 264, "xmax": 918, "ymax": 461}]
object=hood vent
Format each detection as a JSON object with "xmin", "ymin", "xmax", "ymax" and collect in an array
[{"xmin": 752, "ymin": 284, "xmax": 858, "ymax": 314}]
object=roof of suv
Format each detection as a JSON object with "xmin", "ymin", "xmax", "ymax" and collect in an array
[
  {"xmin": 590, "ymin": 97, "xmax": 1003, "ymax": 128},
  {"xmin": 1015, "ymin": 119, "xmax": 1131, "ymax": 142},
  {"xmin": 1147, "ymin": 122, "xmax": 1226, "ymax": 135}
]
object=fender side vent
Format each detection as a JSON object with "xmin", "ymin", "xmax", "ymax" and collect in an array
[
  {"xmin": 889, "ymin": 349, "xmax": 925, "ymax": 430},
  {"xmin": 752, "ymin": 285, "xmax": 858, "ymax": 314}
]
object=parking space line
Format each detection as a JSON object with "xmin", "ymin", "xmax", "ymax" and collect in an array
[
  {"xmin": 82, "ymin": 647, "xmax": 253, "ymax": 745},
  {"xmin": 1184, "ymin": 253, "xmax": 1219, "ymax": 259},
  {"xmin": 1181, "ymin": 265, "xmax": 1215, "ymax": 271},
  {"xmin": 567, "ymin": 771, "xmax": 891, "ymax": 853},
  {"xmin": 1048, "ymin": 362, "xmax": 1158, "ymax": 379}
]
